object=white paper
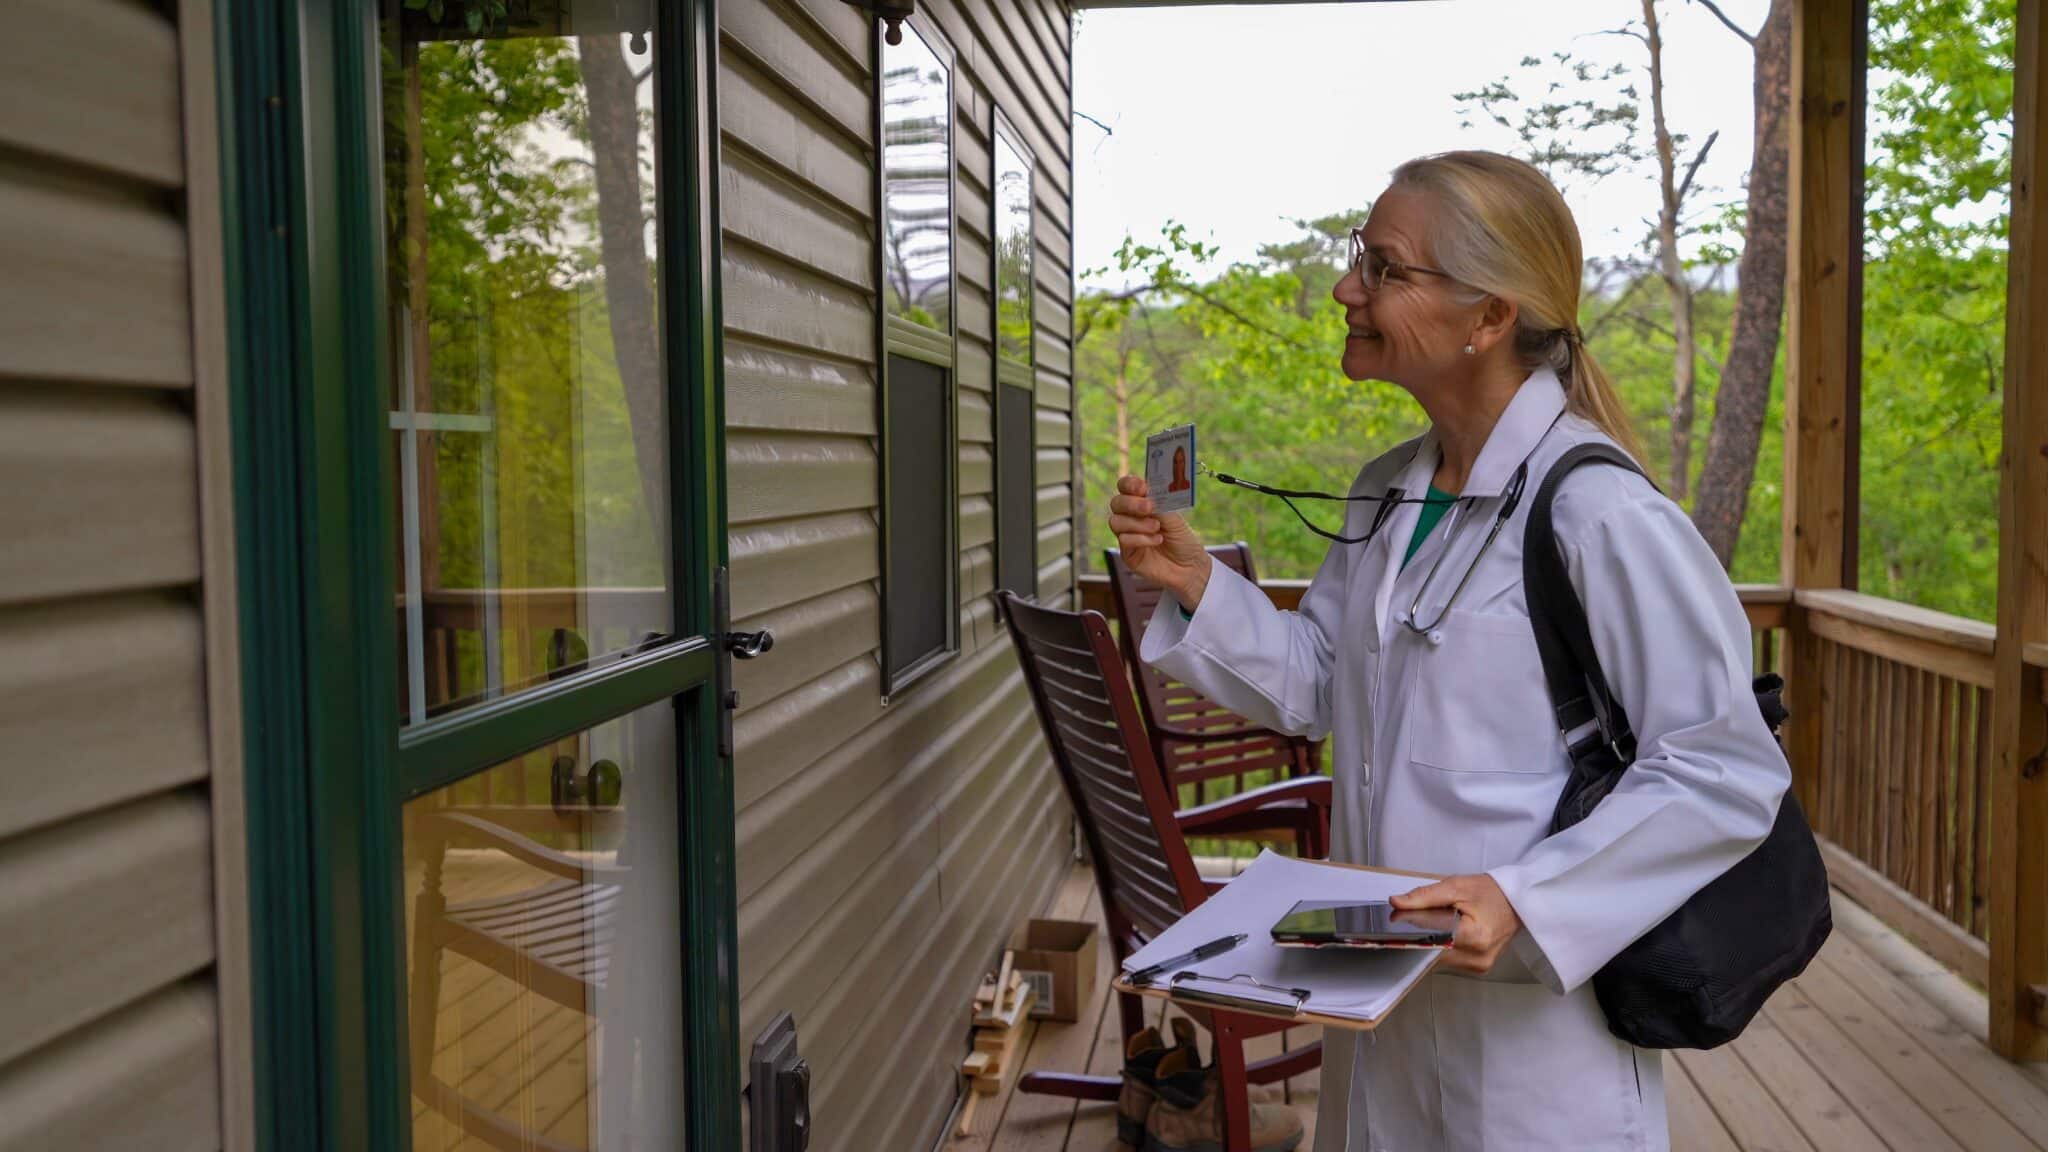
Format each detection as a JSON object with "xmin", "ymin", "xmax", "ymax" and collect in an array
[{"xmin": 1120, "ymin": 851, "xmax": 1441, "ymax": 1025}]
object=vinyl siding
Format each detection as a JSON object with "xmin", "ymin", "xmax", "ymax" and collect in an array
[
  {"xmin": 0, "ymin": 0, "xmax": 238, "ymax": 1147},
  {"xmin": 718, "ymin": 0, "xmax": 1078, "ymax": 1146}
]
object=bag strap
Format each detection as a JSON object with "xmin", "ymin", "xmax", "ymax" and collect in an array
[{"xmin": 1523, "ymin": 443, "xmax": 1650, "ymax": 767}]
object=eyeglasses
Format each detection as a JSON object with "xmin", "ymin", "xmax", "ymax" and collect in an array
[{"xmin": 1348, "ymin": 228, "xmax": 1455, "ymax": 293}]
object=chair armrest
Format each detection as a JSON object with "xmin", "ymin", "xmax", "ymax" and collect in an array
[
  {"xmin": 431, "ymin": 812, "xmax": 631, "ymax": 883},
  {"xmin": 1175, "ymin": 776, "xmax": 1330, "ymax": 832}
]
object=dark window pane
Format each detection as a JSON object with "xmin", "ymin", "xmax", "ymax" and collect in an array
[
  {"xmin": 381, "ymin": 5, "xmax": 673, "ymax": 726},
  {"xmin": 993, "ymin": 132, "xmax": 1032, "ymax": 365},
  {"xmin": 882, "ymin": 29, "xmax": 952, "ymax": 333},
  {"xmin": 997, "ymin": 382, "xmax": 1036, "ymax": 596},
  {"xmin": 886, "ymin": 355, "xmax": 952, "ymax": 677}
]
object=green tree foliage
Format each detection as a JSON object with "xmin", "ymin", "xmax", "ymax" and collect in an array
[
  {"xmin": 1081, "ymin": 0, "xmax": 2013, "ymax": 624},
  {"xmin": 1077, "ymin": 218, "xmax": 1425, "ymax": 577},
  {"xmin": 388, "ymin": 35, "xmax": 663, "ymax": 600},
  {"xmin": 1856, "ymin": 0, "xmax": 2014, "ymax": 619}
]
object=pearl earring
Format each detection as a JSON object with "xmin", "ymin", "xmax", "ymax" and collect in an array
[{"xmin": 1463, "ymin": 343, "xmax": 1476, "ymax": 356}]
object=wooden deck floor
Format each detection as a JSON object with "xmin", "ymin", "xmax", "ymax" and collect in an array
[{"xmin": 964, "ymin": 863, "xmax": 2048, "ymax": 1152}]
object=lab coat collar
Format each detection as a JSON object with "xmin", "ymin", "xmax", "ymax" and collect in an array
[{"xmin": 1426, "ymin": 367, "xmax": 1569, "ymax": 498}]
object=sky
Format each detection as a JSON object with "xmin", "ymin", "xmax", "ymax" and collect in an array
[{"xmin": 1070, "ymin": 0, "xmax": 1775, "ymax": 288}]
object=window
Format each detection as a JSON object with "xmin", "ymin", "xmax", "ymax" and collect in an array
[
  {"xmin": 880, "ymin": 22, "xmax": 958, "ymax": 690},
  {"xmin": 992, "ymin": 119, "xmax": 1036, "ymax": 598},
  {"xmin": 992, "ymin": 123, "xmax": 1034, "ymax": 367}
]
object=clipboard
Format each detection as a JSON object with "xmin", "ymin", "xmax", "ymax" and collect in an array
[{"xmin": 1110, "ymin": 853, "xmax": 1446, "ymax": 1032}]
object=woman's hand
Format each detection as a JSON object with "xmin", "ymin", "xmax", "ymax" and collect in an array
[
  {"xmin": 1391, "ymin": 874, "xmax": 1524, "ymax": 976},
  {"xmin": 1107, "ymin": 476, "xmax": 1214, "ymax": 608}
]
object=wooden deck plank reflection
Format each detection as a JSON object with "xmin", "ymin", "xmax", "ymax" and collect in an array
[{"xmin": 407, "ymin": 851, "xmax": 606, "ymax": 1152}]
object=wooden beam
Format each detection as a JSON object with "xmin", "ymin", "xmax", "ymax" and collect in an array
[
  {"xmin": 1784, "ymin": 0, "xmax": 1865, "ymax": 589},
  {"xmin": 1990, "ymin": 0, "xmax": 2048, "ymax": 1062},
  {"xmin": 1784, "ymin": 0, "xmax": 1868, "ymax": 816}
]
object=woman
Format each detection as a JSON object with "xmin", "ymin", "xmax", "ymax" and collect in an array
[{"xmin": 1106, "ymin": 151, "xmax": 1787, "ymax": 1151}]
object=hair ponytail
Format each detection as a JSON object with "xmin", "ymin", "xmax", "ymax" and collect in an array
[
  {"xmin": 1390, "ymin": 151, "xmax": 1647, "ymax": 466},
  {"xmin": 1566, "ymin": 342, "xmax": 1647, "ymax": 464}
]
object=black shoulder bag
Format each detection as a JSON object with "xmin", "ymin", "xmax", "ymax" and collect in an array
[{"xmin": 1524, "ymin": 443, "xmax": 1831, "ymax": 1050}]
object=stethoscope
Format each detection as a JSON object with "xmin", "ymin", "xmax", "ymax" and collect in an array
[{"xmin": 1199, "ymin": 448, "xmax": 1533, "ymax": 643}]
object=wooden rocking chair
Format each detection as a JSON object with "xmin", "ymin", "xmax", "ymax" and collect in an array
[
  {"xmin": 996, "ymin": 591, "xmax": 1325, "ymax": 1152},
  {"xmin": 1104, "ymin": 545, "xmax": 1323, "ymax": 801}
]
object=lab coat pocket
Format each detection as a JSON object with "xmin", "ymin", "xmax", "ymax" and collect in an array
[{"xmin": 1405, "ymin": 610, "xmax": 1560, "ymax": 776}]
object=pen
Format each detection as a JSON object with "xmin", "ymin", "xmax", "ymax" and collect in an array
[{"xmin": 1129, "ymin": 933, "xmax": 1249, "ymax": 986}]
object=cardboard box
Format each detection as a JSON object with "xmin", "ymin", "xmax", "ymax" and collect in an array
[{"xmin": 1010, "ymin": 919, "xmax": 1098, "ymax": 1022}]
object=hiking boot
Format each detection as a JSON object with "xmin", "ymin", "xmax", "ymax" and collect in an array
[
  {"xmin": 1116, "ymin": 1018, "xmax": 1197, "ymax": 1152},
  {"xmin": 1145, "ymin": 1046, "xmax": 1304, "ymax": 1152}
]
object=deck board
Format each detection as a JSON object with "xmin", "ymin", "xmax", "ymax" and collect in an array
[
  {"xmin": 977, "ymin": 864, "xmax": 2048, "ymax": 1152},
  {"xmin": 1667, "ymin": 1055, "xmax": 1742, "ymax": 1152}
]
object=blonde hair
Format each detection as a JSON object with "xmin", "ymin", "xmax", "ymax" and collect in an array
[{"xmin": 1389, "ymin": 150, "xmax": 1646, "ymax": 463}]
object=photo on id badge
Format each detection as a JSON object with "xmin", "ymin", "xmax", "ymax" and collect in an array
[{"xmin": 1146, "ymin": 425, "xmax": 1196, "ymax": 515}]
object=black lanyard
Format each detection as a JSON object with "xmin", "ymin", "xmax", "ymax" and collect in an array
[
  {"xmin": 1202, "ymin": 465, "xmax": 1484, "ymax": 546},
  {"xmin": 1201, "ymin": 413, "xmax": 1561, "ymax": 548}
]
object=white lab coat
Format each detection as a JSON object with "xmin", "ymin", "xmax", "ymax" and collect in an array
[{"xmin": 1139, "ymin": 369, "xmax": 1788, "ymax": 1151}]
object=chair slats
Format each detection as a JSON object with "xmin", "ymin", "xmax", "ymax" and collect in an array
[
  {"xmin": 997, "ymin": 591, "xmax": 1326, "ymax": 1148},
  {"xmin": 1104, "ymin": 546, "xmax": 1320, "ymax": 794},
  {"xmin": 996, "ymin": 592, "xmax": 1207, "ymax": 952}
]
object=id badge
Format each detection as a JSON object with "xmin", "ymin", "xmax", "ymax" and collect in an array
[{"xmin": 1145, "ymin": 424, "xmax": 1197, "ymax": 515}]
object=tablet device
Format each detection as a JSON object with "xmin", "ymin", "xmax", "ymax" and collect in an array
[
  {"xmin": 1145, "ymin": 424, "xmax": 1196, "ymax": 515},
  {"xmin": 1270, "ymin": 899, "xmax": 1457, "ymax": 949}
]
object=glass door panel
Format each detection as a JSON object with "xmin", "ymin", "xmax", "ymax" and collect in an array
[
  {"xmin": 375, "ymin": 3, "xmax": 720, "ymax": 1149},
  {"xmin": 404, "ymin": 701, "xmax": 683, "ymax": 1151},
  {"xmin": 383, "ymin": 1, "xmax": 672, "ymax": 725}
]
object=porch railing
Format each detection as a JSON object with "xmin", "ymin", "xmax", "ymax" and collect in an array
[{"xmin": 1792, "ymin": 590, "xmax": 2003, "ymax": 984}]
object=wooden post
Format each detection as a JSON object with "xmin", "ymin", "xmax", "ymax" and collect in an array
[
  {"xmin": 1989, "ymin": 0, "xmax": 2048, "ymax": 1063},
  {"xmin": 1783, "ymin": 0, "xmax": 1866, "ymax": 815}
]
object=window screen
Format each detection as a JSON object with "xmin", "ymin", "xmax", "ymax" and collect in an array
[
  {"xmin": 886, "ymin": 354, "xmax": 952, "ymax": 680},
  {"xmin": 997, "ymin": 382, "xmax": 1036, "ymax": 597}
]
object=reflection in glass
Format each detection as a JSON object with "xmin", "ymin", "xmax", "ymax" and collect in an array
[
  {"xmin": 993, "ymin": 132, "xmax": 1033, "ymax": 365},
  {"xmin": 382, "ymin": 3, "xmax": 672, "ymax": 727},
  {"xmin": 882, "ymin": 28, "xmax": 953, "ymax": 333},
  {"xmin": 405, "ymin": 703, "xmax": 682, "ymax": 1151}
]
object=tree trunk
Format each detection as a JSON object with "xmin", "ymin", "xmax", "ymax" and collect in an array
[
  {"xmin": 1693, "ymin": 0, "xmax": 1792, "ymax": 568},
  {"xmin": 1114, "ymin": 344, "xmax": 1133, "ymax": 475},
  {"xmin": 579, "ymin": 35, "xmax": 668, "ymax": 553},
  {"xmin": 1643, "ymin": 0, "xmax": 1699, "ymax": 500}
]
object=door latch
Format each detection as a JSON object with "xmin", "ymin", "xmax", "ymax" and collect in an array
[
  {"xmin": 726, "ymin": 629, "xmax": 775, "ymax": 660},
  {"xmin": 747, "ymin": 1012, "xmax": 810, "ymax": 1152},
  {"xmin": 714, "ymin": 567, "xmax": 774, "ymax": 758}
]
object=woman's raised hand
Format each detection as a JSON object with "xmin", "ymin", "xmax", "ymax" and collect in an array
[{"xmin": 1108, "ymin": 476, "xmax": 1214, "ymax": 610}]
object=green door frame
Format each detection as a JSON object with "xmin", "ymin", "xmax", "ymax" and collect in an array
[{"xmin": 215, "ymin": 0, "xmax": 738, "ymax": 1148}]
